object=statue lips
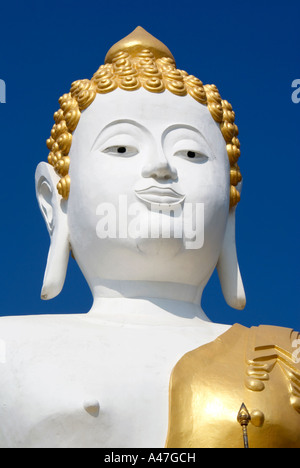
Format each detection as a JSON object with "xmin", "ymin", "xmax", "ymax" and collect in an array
[{"xmin": 135, "ymin": 186, "xmax": 185, "ymax": 206}]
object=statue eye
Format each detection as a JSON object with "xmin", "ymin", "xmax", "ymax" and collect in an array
[
  {"xmin": 103, "ymin": 145, "xmax": 139, "ymax": 157},
  {"xmin": 175, "ymin": 150, "xmax": 208, "ymax": 162},
  {"xmin": 117, "ymin": 147, "xmax": 126, "ymax": 154}
]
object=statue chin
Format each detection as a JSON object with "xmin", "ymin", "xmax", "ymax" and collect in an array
[
  {"xmin": 126, "ymin": 207, "xmax": 194, "ymax": 257},
  {"xmin": 136, "ymin": 236, "xmax": 183, "ymax": 257}
]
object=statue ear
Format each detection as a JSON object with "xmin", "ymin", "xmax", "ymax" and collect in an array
[
  {"xmin": 35, "ymin": 162, "xmax": 70, "ymax": 300},
  {"xmin": 216, "ymin": 206, "xmax": 246, "ymax": 310}
]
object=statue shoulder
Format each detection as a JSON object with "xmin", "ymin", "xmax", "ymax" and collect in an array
[{"xmin": 0, "ymin": 314, "xmax": 88, "ymax": 369}]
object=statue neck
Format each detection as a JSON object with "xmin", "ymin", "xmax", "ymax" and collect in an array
[{"xmin": 88, "ymin": 279, "xmax": 211, "ymax": 326}]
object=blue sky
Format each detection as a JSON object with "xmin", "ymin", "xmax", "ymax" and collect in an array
[{"xmin": 0, "ymin": 0, "xmax": 299, "ymax": 331}]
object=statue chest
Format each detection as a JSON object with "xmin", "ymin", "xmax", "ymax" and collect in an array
[{"xmin": 0, "ymin": 318, "xmax": 224, "ymax": 448}]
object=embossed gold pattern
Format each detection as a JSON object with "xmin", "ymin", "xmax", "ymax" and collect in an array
[
  {"xmin": 46, "ymin": 27, "xmax": 242, "ymax": 205},
  {"xmin": 244, "ymin": 325, "xmax": 300, "ymax": 413}
]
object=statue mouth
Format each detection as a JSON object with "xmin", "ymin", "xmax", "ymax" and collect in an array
[{"xmin": 135, "ymin": 186, "xmax": 185, "ymax": 206}]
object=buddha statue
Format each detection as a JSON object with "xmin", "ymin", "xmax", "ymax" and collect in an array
[{"xmin": 0, "ymin": 27, "xmax": 299, "ymax": 448}]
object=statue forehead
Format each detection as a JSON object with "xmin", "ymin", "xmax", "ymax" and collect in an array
[{"xmin": 75, "ymin": 88, "xmax": 219, "ymax": 139}]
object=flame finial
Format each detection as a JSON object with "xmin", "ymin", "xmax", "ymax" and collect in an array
[
  {"xmin": 237, "ymin": 403, "xmax": 251, "ymax": 448},
  {"xmin": 105, "ymin": 26, "xmax": 176, "ymax": 64}
]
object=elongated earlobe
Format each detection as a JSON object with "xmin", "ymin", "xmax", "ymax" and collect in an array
[
  {"xmin": 216, "ymin": 207, "xmax": 246, "ymax": 310},
  {"xmin": 35, "ymin": 162, "xmax": 70, "ymax": 300}
]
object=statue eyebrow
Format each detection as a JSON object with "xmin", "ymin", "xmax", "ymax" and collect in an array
[
  {"xmin": 161, "ymin": 124, "xmax": 214, "ymax": 156},
  {"xmin": 91, "ymin": 119, "xmax": 149, "ymax": 150},
  {"xmin": 162, "ymin": 124, "xmax": 207, "ymax": 140}
]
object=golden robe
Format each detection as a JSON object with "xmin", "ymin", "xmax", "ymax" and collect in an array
[{"xmin": 166, "ymin": 324, "xmax": 300, "ymax": 448}]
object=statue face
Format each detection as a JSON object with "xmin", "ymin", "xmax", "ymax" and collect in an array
[{"xmin": 67, "ymin": 88, "xmax": 230, "ymax": 292}]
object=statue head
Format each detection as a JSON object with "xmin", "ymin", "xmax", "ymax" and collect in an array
[{"xmin": 35, "ymin": 27, "xmax": 245, "ymax": 311}]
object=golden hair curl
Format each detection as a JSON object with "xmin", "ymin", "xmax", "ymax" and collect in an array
[{"xmin": 47, "ymin": 49, "xmax": 242, "ymax": 207}]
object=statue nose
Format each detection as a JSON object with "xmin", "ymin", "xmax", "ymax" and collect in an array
[{"xmin": 142, "ymin": 158, "xmax": 177, "ymax": 181}]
